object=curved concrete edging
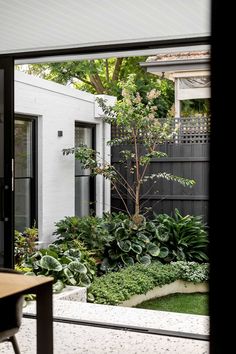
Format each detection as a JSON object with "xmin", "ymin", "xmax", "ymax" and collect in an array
[{"xmin": 120, "ymin": 280, "xmax": 209, "ymax": 307}]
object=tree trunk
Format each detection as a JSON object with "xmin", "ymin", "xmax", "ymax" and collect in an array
[
  {"xmin": 134, "ymin": 184, "xmax": 140, "ymax": 217},
  {"xmin": 89, "ymin": 74, "xmax": 105, "ymax": 94},
  {"xmin": 112, "ymin": 58, "xmax": 124, "ymax": 82}
]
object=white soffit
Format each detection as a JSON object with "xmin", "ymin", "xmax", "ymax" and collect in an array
[{"xmin": 0, "ymin": 0, "xmax": 210, "ymax": 56}]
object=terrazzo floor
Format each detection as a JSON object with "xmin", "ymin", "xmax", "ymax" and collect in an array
[{"xmin": 1, "ymin": 300, "xmax": 210, "ymax": 353}]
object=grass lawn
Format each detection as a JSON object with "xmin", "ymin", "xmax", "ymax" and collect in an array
[{"xmin": 135, "ymin": 293, "xmax": 209, "ymax": 315}]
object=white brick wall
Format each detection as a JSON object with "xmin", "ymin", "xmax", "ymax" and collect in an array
[{"xmin": 14, "ymin": 71, "xmax": 114, "ymax": 246}]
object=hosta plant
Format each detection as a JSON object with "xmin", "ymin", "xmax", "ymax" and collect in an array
[
  {"xmin": 152, "ymin": 209, "xmax": 208, "ymax": 262},
  {"xmin": 100, "ymin": 212, "xmax": 169, "ymax": 272},
  {"xmin": 23, "ymin": 240, "xmax": 96, "ymax": 291}
]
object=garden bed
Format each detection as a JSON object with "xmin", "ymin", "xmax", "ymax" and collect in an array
[
  {"xmin": 88, "ymin": 261, "xmax": 209, "ymax": 305},
  {"xmin": 121, "ymin": 280, "xmax": 208, "ymax": 307}
]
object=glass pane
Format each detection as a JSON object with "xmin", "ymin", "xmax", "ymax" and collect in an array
[
  {"xmin": 75, "ymin": 126, "xmax": 92, "ymax": 175},
  {"xmin": 15, "ymin": 179, "xmax": 31, "ymax": 232},
  {"xmin": 179, "ymin": 76, "xmax": 211, "ymax": 89},
  {"xmin": 180, "ymin": 99, "xmax": 210, "ymax": 117},
  {"xmin": 15, "ymin": 119, "xmax": 33, "ymax": 177},
  {"xmin": 0, "ymin": 69, "xmax": 4, "ymax": 266},
  {"xmin": 75, "ymin": 177, "xmax": 90, "ymax": 217}
]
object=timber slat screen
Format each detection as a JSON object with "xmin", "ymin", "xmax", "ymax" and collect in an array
[{"xmin": 111, "ymin": 117, "xmax": 210, "ymax": 220}]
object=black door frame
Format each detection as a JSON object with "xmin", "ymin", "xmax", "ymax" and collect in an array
[
  {"xmin": 0, "ymin": 39, "xmax": 209, "ymax": 268},
  {"xmin": 0, "ymin": 57, "xmax": 14, "ymax": 268}
]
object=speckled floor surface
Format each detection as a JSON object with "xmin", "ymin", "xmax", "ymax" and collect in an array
[{"xmin": 1, "ymin": 300, "xmax": 209, "ymax": 353}]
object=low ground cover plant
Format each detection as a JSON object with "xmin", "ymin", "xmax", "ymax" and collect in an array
[{"xmin": 88, "ymin": 261, "xmax": 209, "ymax": 305}]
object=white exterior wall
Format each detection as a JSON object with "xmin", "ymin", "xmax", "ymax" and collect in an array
[{"xmin": 14, "ymin": 71, "xmax": 115, "ymax": 246}]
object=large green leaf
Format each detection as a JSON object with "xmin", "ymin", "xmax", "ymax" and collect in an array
[
  {"xmin": 147, "ymin": 243, "xmax": 160, "ymax": 257},
  {"xmin": 39, "ymin": 255, "xmax": 62, "ymax": 271},
  {"xmin": 68, "ymin": 261, "xmax": 87, "ymax": 274},
  {"xmin": 63, "ymin": 267, "xmax": 73, "ymax": 279},
  {"xmin": 137, "ymin": 255, "xmax": 151, "ymax": 265},
  {"xmin": 131, "ymin": 243, "xmax": 142, "ymax": 254},
  {"xmin": 60, "ymin": 256, "xmax": 73, "ymax": 264},
  {"xmin": 79, "ymin": 274, "xmax": 91, "ymax": 287},
  {"xmin": 53, "ymin": 280, "xmax": 65, "ymax": 293},
  {"xmin": 64, "ymin": 248, "xmax": 81, "ymax": 259},
  {"xmin": 121, "ymin": 255, "xmax": 134, "ymax": 266},
  {"xmin": 42, "ymin": 249, "xmax": 58, "ymax": 259},
  {"xmin": 48, "ymin": 244, "xmax": 59, "ymax": 252},
  {"xmin": 117, "ymin": 240, "xmax": 131, "ymax": 252},
  {"xmin": 155, "ymin": 227, "xmax": 169, "ymax": 242},
  {"xmin": 63, "ymin": 268, "xmax": 77, "ymax": 285},
  {"xmin": 137, "ymin": 233, "xmax": 150, "ymax": 244},
  {"xmin": 115, "ymin": 227, "xmax": 127, "ymax": 239},
  {"xmin": 158, "ymin": 247, "xmax": 169, "ymax": 258}
]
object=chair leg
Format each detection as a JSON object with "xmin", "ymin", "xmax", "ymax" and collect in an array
[{"xmin": 9, "ymin": 335, "xmax": 21, "ymax": 354}]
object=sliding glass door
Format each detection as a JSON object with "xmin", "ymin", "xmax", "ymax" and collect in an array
[{"xmin": 0, "ymin": 69, "xmax": 4, "ymax": 266}]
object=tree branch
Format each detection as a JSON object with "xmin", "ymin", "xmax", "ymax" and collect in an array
[
  {"xmin": 89, "ymin": 74, "xmax": 105, "ymax": 94},
  {"xmin": 112, "ymin": 182, "xmax": 131, "ymax": 217},
  {"xmin": 73, "ymin": 74, "xmax": 94, "ymax": 87},
  {"xmin": 88, "ymin": 59, "xmax": 106, "ymax": 94}
]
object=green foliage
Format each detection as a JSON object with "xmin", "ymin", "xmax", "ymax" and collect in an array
[
  {"xmin": 88, "ymin": 261, "xmax": 209, "ymax": 305},
  {"xmin": 14, "ymin": 226, "xmax": 38, "ymax": 265},
  {"xmin": 23, "ymin": 240, "xmax": 96, "ymax": 290},
  {"xmin": 152, "ymin": 209, "xmax": 209, "ymax": 262},
  {"xmin": 53, "ymin": 215, "xmax": 112, "ymax": 258},
  {"xmin": 64, "ymin": 74, "xmax": 194, "ymax": 217},
  {"xmin": 18, "ymin": 57, "xmax": 174, "ymax": 117},
  {"xmin": 181, "ymin": 98, "xmax": 210, "ymax": 117},
  {"xmin": 100, "ymin": 212, "xmax": 168, "ymax": 272},
  {"xmin": 52, "ymin": 211, "xmax": 208, "ymax": 273}
]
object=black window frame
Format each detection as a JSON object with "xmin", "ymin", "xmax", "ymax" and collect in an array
[
  {"xmin": 74, "ymin": 122, "xmax": 96, "ymax": 217},
  {"xmin": 14, "ymin": 114, "xmax": 37, "ymax": 230}
]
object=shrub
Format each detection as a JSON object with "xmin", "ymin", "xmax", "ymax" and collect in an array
[
  {"xmin": 88, "ymin": 261, "xmax": 209, "ymax": 305},
  {"xmin": 14, "ymin": 226, "xmax": 38, "ymax": 265},
  {"xmin": 53, "ymin": 215, "xmax": 112, "ymax": 259},
  {"xmin": 101, "ymin": 212, "xmax": 168, "ymax": 272},
  {"xmin": 151, "ymin": 209, "xmax": 209, "ymax": 262},
  {"xmin": 23, "ymin": 240, "xmax": 96, "ymax": 292}
]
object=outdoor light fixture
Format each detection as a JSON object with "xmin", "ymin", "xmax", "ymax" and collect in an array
[{"xmin": 57, "ymin": 130, "xmax": 63, "ymax": 137}]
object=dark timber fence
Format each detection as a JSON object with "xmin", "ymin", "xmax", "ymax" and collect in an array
[{"xmin": 111, "ymin": 117, "xmax": 210, "ymax": 221}]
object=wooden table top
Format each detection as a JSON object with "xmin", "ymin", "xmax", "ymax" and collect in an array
[{"xmin": 0, "ymin": 272, "xmax": 53, "ymax": 298}]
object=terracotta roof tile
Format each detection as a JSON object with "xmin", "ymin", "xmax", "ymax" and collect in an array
[{"xmin": 146, "ymin": 50, "xmax": 210, "ymax": 63}]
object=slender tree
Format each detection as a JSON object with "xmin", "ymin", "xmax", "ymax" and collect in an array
[{"xmin": 63, "ymin": 75, "xmax": 195, "ymax": 222}]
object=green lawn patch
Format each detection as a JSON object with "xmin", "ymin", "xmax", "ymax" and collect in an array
[{"xmin": 136, "ymin": 293, "xmax": 209, "ymax": 315}]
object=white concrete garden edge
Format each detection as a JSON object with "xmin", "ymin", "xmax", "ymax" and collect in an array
[
  {"xmin": 120, "ymin": 280, "xmax": 208, "ymax": 307},
  {"xmin": 54, "ymin": 285, "xmax": 87, "ymax": 302}
]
